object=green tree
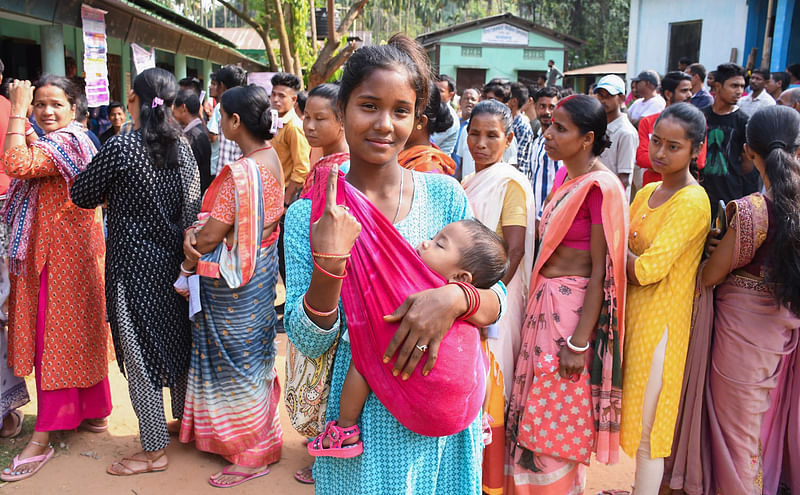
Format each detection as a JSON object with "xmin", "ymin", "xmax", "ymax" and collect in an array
[{"xmin": 214, "ymin": 0, "xmax": 368, "ymax": 88}]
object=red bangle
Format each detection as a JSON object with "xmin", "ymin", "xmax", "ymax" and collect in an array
[
  {"xmin": 5, "ymin": 132, "xmax": 24, "ymax": 137},
  {"xmin": 9, "ymin": 115, "xmax": 26, "ymax": 120},
  {"xmin": 313, "ymin": 257, "xmax": 347, "ymax": 279},
  {"xmin": 450, "ymin": 281, "xmax": 480, "ymax": 320},
  {"xmin": 303, "ymin": 293, "xmax": 338, "ymax": 317}
]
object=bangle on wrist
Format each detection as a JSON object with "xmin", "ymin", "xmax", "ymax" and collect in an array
[
  {"xmin": 303, "ymin": 293, "xmax": 338, "ymax": 317},
  {"xmin": 566, "ymin": 335, "xmax": 590, "ymax": 353},
  {"xmin": 5, "ymin": 132, "xmax": 24, "ymax": 137},
  {"xmin": 449, "ymin": 281, "xmax": 480, "ymax": 320},
  {"xmin": 180, "ymin": 262, "xmax": 196, "ymax": 274},
  {"xmin": 313, "ymin": 257, "xmax": 346, "ymax": 279},
  {"xmin": 312, "ymin": 251, "xmax": 351, "ymax": 260},
  {"xmin": 9, "ymin": 115, "xmax": 27, "ymax": 120}
]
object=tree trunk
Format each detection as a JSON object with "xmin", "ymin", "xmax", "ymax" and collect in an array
[
  {"xmin": 307, "ymin": 0, "xmax": 368, "ymax": 88},
  {"xmin": 310, "ymin": 0, "xmax": 318, "ymax": 56},
  {"xmin": 271, "ymin": 0, "xmax": 296, "ymax": 75}
]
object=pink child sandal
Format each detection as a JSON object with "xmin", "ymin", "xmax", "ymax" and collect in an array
[{"xmin": 307, "ymin": 421, "xmax": 363, "ymax": 458}]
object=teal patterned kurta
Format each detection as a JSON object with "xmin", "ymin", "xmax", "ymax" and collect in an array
[{"xmin": 285, "ymin": 171, "xmax": 495, "ymax": 495}]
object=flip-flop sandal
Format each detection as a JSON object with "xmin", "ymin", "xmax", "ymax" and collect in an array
[
  {"xmin": 80, "ymin": 418, "xmax": 109, "ymax": 433},
  {"xmin": 0, "ymin": 410, "xmax": 24, "ymax": 438},
  {"xmin": 208, "ymin": 465, "xmax": 270, "ymax": 488},
  {"xmin": 308, "ymin": 421, "xmax": 363, "ymax": 458},
  {"xmin": 0, "ymin": 444, "xmax": 54, "ymax": 482},
  {"xmin": 106, "ymin": 451, "xmax": 168, "ymax": 476},
  {"xmin": 294, "ymin": 465, "xmax": 314, "ymax": 484}
]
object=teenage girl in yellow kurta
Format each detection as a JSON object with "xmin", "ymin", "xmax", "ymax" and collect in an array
[{"xmin": 621, "ymin": 103, "xmax": 710, "ymax": 494}]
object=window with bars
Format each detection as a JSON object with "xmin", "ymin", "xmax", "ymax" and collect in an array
[
  {"xmin": 523, "ymin": 48, "xmax": 545, "ymax": 60},
  {"xmin": 461, "ymin": 46, "xmax": 482, "ymax": 57}
]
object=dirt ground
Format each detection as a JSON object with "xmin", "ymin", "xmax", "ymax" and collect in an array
[{"xmin": 0, "ymin": 313, "xmax": 634, "ymax": 494}]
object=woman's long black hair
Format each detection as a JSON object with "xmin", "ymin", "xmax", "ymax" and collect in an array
[
  {"xmin": 133, "ymin": 67, "xmax": 182, "ymax": 168},
  {"xmin": 746, "ymin": 105, "xmax": 800, "ymax": 315}
]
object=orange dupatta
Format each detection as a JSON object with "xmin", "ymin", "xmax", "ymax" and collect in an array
[{"xmin": 398, "ymin": 144, "xmax": 457, "ymax": 175}]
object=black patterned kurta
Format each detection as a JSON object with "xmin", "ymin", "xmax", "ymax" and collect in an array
[{"xmin": 71, "ymin": 130, "xmax": 201, "ymax": 389}]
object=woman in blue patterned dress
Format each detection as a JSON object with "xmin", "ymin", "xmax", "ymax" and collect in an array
[{"xmin": 284, "ymin": 34, "xmax": 506, "ymax": 494}]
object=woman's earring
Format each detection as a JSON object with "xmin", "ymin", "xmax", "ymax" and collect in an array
[
  {"xmin": 582, "ymin": 143, "xmax": 587, "ymax": 150},
  {"xmin": 416, "ymin": 124, "xmax": 423, "ymax": 130}
]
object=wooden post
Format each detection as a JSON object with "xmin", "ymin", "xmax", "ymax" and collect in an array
[{"xmin": 761, "ymin": 0, "xmax": 775, "ymax": 69}]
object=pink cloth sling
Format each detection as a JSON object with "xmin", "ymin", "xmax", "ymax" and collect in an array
[{"xmin": 307, "ymin": 165, "xmax": 487, "ymax": 437}]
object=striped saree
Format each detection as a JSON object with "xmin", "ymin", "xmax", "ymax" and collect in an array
[{"xmin": 180, "ymin": 157, "xmax": 283, "ymax": 467}]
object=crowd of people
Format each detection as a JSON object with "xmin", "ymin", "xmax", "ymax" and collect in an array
[{"xmin": 0, "ymin": 34, "xmax": 799, "ymax": 495}]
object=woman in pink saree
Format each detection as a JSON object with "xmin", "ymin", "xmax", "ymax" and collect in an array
[
  {"xmin": 505, "ymin": 95, "xmax": 629, "ymax": 494},
  {"xmin": 664, "ymin": 105, "xmax": 800, "ymax": 494}
]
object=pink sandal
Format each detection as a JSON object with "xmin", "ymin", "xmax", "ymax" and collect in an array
[{"xmin": 308, "ymin": 421, "xmax": 363, "ymax": 458}]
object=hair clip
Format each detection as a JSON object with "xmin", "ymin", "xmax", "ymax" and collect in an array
[
  {"xmin": 269, "ymin": 109, "xmax": 284, "ymax": 135},
  {"xmin": 151, "ymin": 96, "xmax": 164, "ymax": 108}
]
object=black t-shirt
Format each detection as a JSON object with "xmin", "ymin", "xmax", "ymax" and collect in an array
[
  {"xmin": 700, "ymin": 107, "xmax": 761, "ymax": 214},
  {"xmin": 184, "ymin": 123, "xmax": 212, "ymax": 193}
]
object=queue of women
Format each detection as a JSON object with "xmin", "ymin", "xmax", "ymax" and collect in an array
[{"xmin": 0, "ymin": 32, "xmax": 798, "ymax": 495}]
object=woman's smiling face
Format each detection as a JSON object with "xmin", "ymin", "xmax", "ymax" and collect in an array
[
  {"xmin": 342, "ymin": 68, "xmax": 417, "ymax": 166},
  {"xmin": 33, "ymin": 84, "xmax": 75, "ymax": 133}
]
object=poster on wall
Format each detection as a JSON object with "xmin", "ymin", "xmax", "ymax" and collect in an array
[
  {"xmin": 131, "ymin": 43, "xmax": 156, "ymax": 73},
  {"xmin": 81, "ymin": 4, "xmax": 110, "ymax": 107},
  {"xmin": 247, "ymin": 72, "xmax": 277, "ymax": 94}
]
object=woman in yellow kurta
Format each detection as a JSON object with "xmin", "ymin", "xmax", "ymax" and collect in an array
[{"xmin": 621, "ymin": 104, "xmax": 710, "ymax": 494}]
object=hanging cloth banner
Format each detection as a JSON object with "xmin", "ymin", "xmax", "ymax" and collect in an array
[
  {"xmin": 131, "ymin": 43, "xmax": 156, "ymax": 74},
  {"xmin": 81, "ymin": 4, "xmax": 110, "ymax": 107}
]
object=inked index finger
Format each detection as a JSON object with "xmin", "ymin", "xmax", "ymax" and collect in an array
[{"xmin": 324, "ymin": 164, "xmax": 339, "ymax": 211}]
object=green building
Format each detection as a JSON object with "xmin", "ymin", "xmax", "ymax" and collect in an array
[
  {"xmin": 417, "ymin": 13, "xmax": 584, "ymax": 92},
  {"xmin": 0, "ymin": 0, "xmax": 266, "ymax": 104}
]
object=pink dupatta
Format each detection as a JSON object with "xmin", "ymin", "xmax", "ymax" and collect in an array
[{"xmin": 307, "ymin": 166, "xmax": 487, "ymax": 437}]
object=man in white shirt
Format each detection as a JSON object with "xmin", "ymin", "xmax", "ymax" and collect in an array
[
  {"xmin": 520, "ymin": 86, "xmax": 561, "ymax": 218},
  {"xmin": 738, "ymin": 68, "xmax": 775, "ymax": 115},
  {"xmin": 594, "ymin": 74, "xmax": 637, "ymax": 199},
  {"xmin": 431, "ymin": 74, "xmax": 461, "ymax": 154},
  {"xmin": 628, "ymin": 70, "xmax": 666, "ymax": 126},
  {"xmin": 546, "ymin": 59, "xmax": 563, "ymax": 87}
]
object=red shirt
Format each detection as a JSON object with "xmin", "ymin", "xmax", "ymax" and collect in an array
[{"xmin": 635, "ymin": 111, "xmax": 707, "ymax": 186}]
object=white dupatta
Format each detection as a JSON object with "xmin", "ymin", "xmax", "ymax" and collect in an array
[{"xmin": 462, "ymin": 162, "xmax": 537, "ymax": 400}]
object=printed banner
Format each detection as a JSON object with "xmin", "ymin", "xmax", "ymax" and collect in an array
[
  {"xmin": 81, "ymin": 4, "xmax": 110, "ymax": 107},
  {"xmin": 247, "ymin": 72, "xmax": 277, "ymax": 95},
  {"xmin": 131, "ymin": 43, "xmax": 156, "ymax": 73}
]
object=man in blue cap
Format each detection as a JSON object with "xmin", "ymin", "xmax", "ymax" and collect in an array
[{"xmin": 594, "ymin": 74, "xmax": 637, "ymax": 198}]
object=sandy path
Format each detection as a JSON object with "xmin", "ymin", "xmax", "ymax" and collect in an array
[{"xmin": 2, "ymin": 334, "xmax": 634, "ymax": 494}]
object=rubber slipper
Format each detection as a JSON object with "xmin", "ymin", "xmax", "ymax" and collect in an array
[
  {"xmin": 294, "ymin": 465, "xmax": 314, "ymax": 484},
  {"xmin": 0, "ymin": 445, "xmax": 54, "ymax": 482},
  {"xmin": 106, "ymin": 451, "xmax": 167, "ymax": 476},
  {"xmin": 208, "ymin": 465, "xmax": 270, "ymax": 488},
  {"xmin": 0, "ymin": 410, "xmax": 24, "ymax": 438}
]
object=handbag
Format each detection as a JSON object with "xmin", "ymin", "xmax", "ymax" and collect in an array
[
  {"xmin": 284, "ymin": 336, "xmax": 339, "ymax": 438},
  {"xmin": 516, "ymin": 369, "xmax": 596, "ymax": 465}
]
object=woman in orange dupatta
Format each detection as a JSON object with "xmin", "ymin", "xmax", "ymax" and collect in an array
[
  {"xmin": 301, "ymin": 83, "xmax": 349, "ymax": 198},
  {"xmin": 398, "ymin": 81, "xmax": 456, "ymax": 175},
  {"xmin": 505, "ymin": 95, "xmax": 628, "ymax": 494}
]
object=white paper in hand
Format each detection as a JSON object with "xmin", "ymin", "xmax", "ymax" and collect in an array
[{"xmin": 188, "ymin": 275, "xmax": 202, "ymax": 321}]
